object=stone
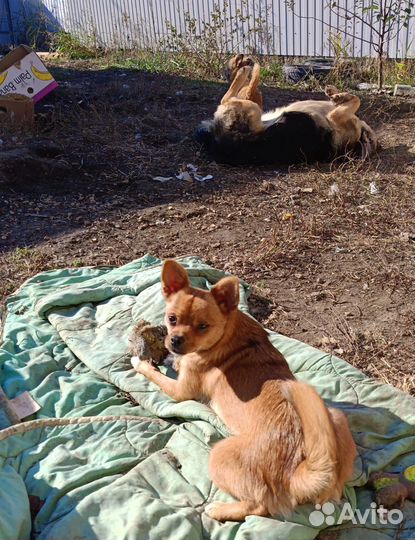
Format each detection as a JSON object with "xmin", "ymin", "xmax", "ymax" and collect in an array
[
  {"xmin": 356, "ymin": 82, "xmax": 378, "ymax": 91},
  {"xmin": 393, "ymin": 84, "xmax": 415, "ymax": 97}
]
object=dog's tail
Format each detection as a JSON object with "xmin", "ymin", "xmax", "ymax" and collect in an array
[
  {"xmin": 359, "ymin": 121, "xmax": 378, "ymax": 159},
  {"xmin": 283, "ymin": 381, "xmax": 340, "ymax": 504}
]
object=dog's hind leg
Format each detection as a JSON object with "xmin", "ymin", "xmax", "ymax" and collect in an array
[
  {"xmin": 206, "ymin": 435, "xmax": 269, "ymax": 521},
  {"xmin": 328, "ymin": 408, "xmax": 357, "ymax": 498},
  {"xmin": 327, "ymin": 92, "xmax": 362, "ymax": 148},
  {"xmin": 245, "ymin": 63, "xmax": 262, "ymax": 108},
  {"xmin": 221, "ymin": 66, "xmax": 251, "ymax": 104},
  {"xmin": 327, "ymin": 92, "xmax": 361, "ymax": 119},
  {"xmin": 325, "ymin": 85, "xmax": 341, "ymax": 98}
]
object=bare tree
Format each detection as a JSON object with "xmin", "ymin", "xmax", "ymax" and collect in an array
[{"xmin": 288, "ymin": 1, "xmax": 414, "ymax": 89}]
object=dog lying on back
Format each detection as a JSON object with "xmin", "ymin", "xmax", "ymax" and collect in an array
[
  {"xmin": 196, "ymin": 62, "xmax": 377, "ymax": 164},
  {"xmin": 133, "ymin": 260, "xmax": 357, "ymax": 522}
]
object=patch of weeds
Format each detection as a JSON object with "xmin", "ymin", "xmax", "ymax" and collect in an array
[
  {"xmin": 271, "ymin": 54, "xmax": 415, "ymax": 93},
  {"xmin": 108, "ymin": 51, "xmax": 181, "ymax": 74},
  {"xmin": 10, "ymin": 247, "xmax": 34, "ymax": 261},
  {"xmin": 162, "ymin": 1, "xmax": 271, "ymax": 79},
  {"xmin": 389, "ymin": 59, "xmax": 415, "ymax": 86},
  {"xmin": 260, "ymin": 61, "xmax": 285, "ymax": 85},
  {"xmin": 19, "ymin": 8, "xmax": 50, "ymax": 49},
  {"xmin": 255, "ymin": 219, "xmax": 300, "ymax": 267},
  {"xmin": 43, "ymin": 29, "xmax": 415, "ymax": 92},
  {"xmin": 0, "ymin": 248, "xmax": 54, "ymax": 302},
  {"xmin": 49, "ymin": 31, "xmax": 98, "ymax": 60},
  {"xmin": 110, "ymin": 53, "xmax": 159, "ymax": 72},
  {"xmin": 328, "ymin": 57, "xmax": 415, "ymax": 91}
]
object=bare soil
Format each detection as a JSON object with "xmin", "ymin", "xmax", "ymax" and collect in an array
[{"xmin": 1, "ymin": 61, "xmax": 414, "ymax": 394}]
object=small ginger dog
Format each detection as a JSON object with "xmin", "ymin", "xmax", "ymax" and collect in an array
[
  {"xmin": 134, "ymin": 260, "xmax": 357, "ymax": 522},
  {"xmin": 216, "ymin": 63, "xmax": 376, "ymax": 155}
]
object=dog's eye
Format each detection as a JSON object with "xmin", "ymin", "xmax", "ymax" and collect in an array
[
  {"xmin": 198, "ymin": 323, "xmax": 209, "ymax": 331},
  {"xmin": 168, "ymin": 315, "xmax": 177, "ymax": 326}
]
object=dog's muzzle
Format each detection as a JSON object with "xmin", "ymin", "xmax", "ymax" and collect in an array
[{"xmin": 170, "ymin": 335, "xmax": 184, "ymax": 354}]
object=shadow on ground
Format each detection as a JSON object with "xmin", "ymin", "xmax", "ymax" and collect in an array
[{"xmin": 2, "ymin": 65, "xmax": 412, "ymax": 252}]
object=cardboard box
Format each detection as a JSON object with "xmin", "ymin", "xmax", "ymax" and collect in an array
[
  {"xmin": 0, "ymin": 45, "xmax": 58, "ymax": 102},
  {"xmin": 0, "ymin": 93, "xmax": 34, "ymax": 127}
]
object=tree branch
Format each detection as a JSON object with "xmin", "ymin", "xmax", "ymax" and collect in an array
[
  {"xmin": 288, "ymin": 10, "xmax": 376, "ymax": 46},
  {"xmin": 328, "ymin": 3, "xmax": 382, "ymax": 38}
]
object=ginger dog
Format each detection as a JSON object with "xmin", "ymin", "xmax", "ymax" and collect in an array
[
  {"xmin": 134, "ymin": 260, "xmax": 357, "ymax": 522},
  {"xmin": 225, "ymin": 54, "xmax": 263, "ymax": 109}
]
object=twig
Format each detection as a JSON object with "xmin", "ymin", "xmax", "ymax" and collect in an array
[{"xmin": 287, "ymin": 9, "xmax": 375, "ymax": 46}]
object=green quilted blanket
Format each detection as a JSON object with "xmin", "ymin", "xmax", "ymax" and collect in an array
[{"xmin": 0, "ymin": 255, "xmax": 414, "ymax": 540}]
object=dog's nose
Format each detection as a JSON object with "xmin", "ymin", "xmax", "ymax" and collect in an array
[{"xmin": 171, "ymin": 335, "xmax": 184, "ymax": 349}]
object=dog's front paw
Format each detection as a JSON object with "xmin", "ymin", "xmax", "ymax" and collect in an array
[
  {"xmin": 205, "ymin": 502, "xmax": 222, "ymax": 520},
  {"xmin": 131, "ymin": 356, "xmax": 157, "ymax": 377},
  {"xmin": 138, "ymin": 361, "xmax": 158, "ymax": 377},
  {"xmin": 131, "ymin": 356, "xmax": 141, "ymax": 370}
]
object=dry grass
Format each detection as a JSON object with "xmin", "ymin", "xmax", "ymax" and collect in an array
[
  {"xmin": 332, "ymin": 313, "xmax": 415, "ymax": 393},
  {"xmin": 252, "ymin": 152, "xmax": 415, "ymax": 394},
  {"xmin": 0, "ymin": 248, "xmax": 52, "ymax": 300},
  {"xmin": 44, "ymin": 47, "xmax": 415, "ymax": 92},
  {"xmin": 0, "ymin": 248, "xmax": 54, "ymax": 333}
]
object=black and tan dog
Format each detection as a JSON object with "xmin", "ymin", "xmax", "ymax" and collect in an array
[{"xmin": 196, "ymin": 62, "xmax": 377, "ymax": 164}]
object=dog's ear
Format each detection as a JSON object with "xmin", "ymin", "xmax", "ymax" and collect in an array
[
  {"xmin": 161, "ymin": 260, "xmax": 190, "ymax": 298},
  {"xmin": 211, "ymin": 276, "xmax": 240, "ymax": 313}
]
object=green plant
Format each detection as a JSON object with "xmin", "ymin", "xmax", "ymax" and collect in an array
[
  {"xmin": 395, "ymin": 60, "xmax": 407, "ymax": 80},
  {"xmin": 49, "ymin": 30, "xmax": 98, "ymax": 60},
  {"xmin": 260, "ymin": 61, "xmax": 285, "ymax": 84},
  {"xmin": 162, "ymin": 1, "xmax": 271, "ymax": 79},
  {"xmin": 289, "ymin": 0, "xmax": 414, "ymax": 90},
  {"xmin": 19, "ymin": 8, "xmax": 50, "ymax": 49},
  {"xmin": 332, "ymin": 1, "xmax": 414, "ymax": 89},
  {"xmin": 329, "ymin": 31, "xmax": 352, "ymax": 61},
  {"xmin": 10, "ymin": 247, "xmax": 33, "ymax": 261},
  {"xmin": 392, "ymin": 59, "xmax": 415, "ymax": 83},
  {"xmin": 109, "ymin": 51, "xmax": 175, "ymax": 74}
]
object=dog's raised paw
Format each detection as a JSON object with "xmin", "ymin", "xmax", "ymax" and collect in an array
[
  {"xmin": 331, "ymin": 92, "xmax": 355, "ymax": 105},
  {"xmin": 324, "ymin": 85, "xmax": 338, "ymax": 97}
]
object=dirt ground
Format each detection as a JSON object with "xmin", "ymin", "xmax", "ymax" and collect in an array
[{"xmin": 1, "ymin": 61, "xmax": 414, "ymax": 394}]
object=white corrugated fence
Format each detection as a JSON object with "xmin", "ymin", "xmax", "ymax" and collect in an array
[{"xmin": 7, "ymin": 0, "xmax": 415, "ymax": 58}]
